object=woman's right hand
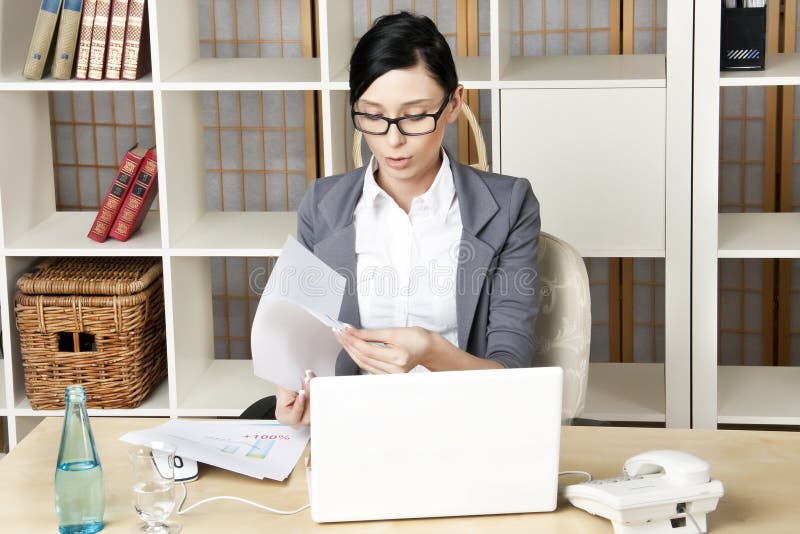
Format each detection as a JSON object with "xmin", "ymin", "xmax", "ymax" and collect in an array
[{"xmin": 275, "ymin": 372, "xmax": 314, "ymax": 426}]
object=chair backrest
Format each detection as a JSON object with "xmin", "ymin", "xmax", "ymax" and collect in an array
[
  {"xmin": 534, "ymin": 232, "xmax": 592, "ymax": 423},
  {"xmin": 352, "ymin": 103, "xmax": 489, "ymax": 172}
]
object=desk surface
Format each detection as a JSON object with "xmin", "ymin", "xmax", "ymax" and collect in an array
[{"xmin": 1, "ymin": 418, "xmax": 798, "ymax": 533}]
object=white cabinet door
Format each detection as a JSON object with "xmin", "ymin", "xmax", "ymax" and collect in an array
[{"xmin": 500, "ymin": 88, "xmax": 666, "ymax": 257}]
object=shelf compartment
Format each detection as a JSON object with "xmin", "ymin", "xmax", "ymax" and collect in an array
[
  {"xmin": 720, "ymin": 52, "xmax": 800, "ymax": 87},
  {"xmin": 13, "ymin": 377, "xmax": 170, "ymax": 417},
  {"xmin": 169, "ymin": 256, "xmax": 274, "ymax": 415},
  {"xmin": 160, "ymin": 89, "xmax": 314, "ymax": 249},
  {"xmin": 175, "ymin": 360, "xmax": 274, "ymax": 416},
  {"xmin": 498, "ymin": 54, "xmax": 666, "ymax": 89},
  {"xmin": 718, "ymin": 213, "xmax": 800, "ymax": 258},
  {"xmin": 0, "ymin": 1, "xmax": 153, "ymax": 89},
  {"xmin": 582, "ymin": 362, "xmax": 666, "ymax": 422},
  {"xmin": 157, "ymin": 0, "xmax": 319, "ymax": 88},
  {"xmin": 160, "ymin": 57, "xmax": 322, "ymax": 90},
  {"xmin": 170, "ymin": 212, "xmax": 296, "ymax": 256},
  {"xmin": 500, "ymin": 87, "xmax": 666, "ymax": 257},
  {"xmin": 0, "ymin": 91, "xmax": 162, "ymax": 252},
  {"xmin": 718, "ymin": 366, "xmax": 800, "ymax": 425}
]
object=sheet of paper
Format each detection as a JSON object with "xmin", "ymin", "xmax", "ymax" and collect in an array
[
  {"xmin": 251, "ymin": 236, "xmax": 347, "ymax": 391},
  {"xmin": 120, "ymin": 420, "xmax": 309, "ymax": 481}
]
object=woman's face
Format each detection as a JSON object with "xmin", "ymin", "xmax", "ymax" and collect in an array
[{"xmin": 355, "ymin": 63, "xmax": 463, "ymax": 185}]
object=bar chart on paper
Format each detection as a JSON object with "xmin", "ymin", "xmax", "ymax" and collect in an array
[{"xmin": 120, "ymin": 420, "xmax": 308, "ymax": 480}]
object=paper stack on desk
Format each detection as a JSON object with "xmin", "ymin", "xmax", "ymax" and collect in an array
[
  {"xmin": 120, "ymin": 419, "xmax": 309, "ymax": 481},
  {"xmin": 251, "ymin": 236, "xmax": 347, "ymax": 391}
]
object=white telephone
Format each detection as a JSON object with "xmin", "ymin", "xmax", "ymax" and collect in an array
[{"xmin": 563, "ymin": 450, "xmax": 724, "ymax": 534}]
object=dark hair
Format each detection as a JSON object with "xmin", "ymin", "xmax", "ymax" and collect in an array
[{"xmin": 349, "ymin": 12, "xmax": 458, "ymax": 106}]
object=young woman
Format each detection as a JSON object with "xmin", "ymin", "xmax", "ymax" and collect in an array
[{"xmin": 276, "ymin": 12, "xmax": 541, "ymax": 425}]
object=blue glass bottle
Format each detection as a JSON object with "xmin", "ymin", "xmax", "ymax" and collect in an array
[{"xmin": 55, "ymin": 385, "xmax": 105, "ymax": 534}]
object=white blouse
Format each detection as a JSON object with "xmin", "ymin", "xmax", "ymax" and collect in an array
[{"xmin": 353, "ymin": 150, "xmax": 463, "ymax": 373}]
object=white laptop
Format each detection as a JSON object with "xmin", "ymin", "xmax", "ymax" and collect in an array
[{"xmin": 308, "ymin": 366, "xmax": 563, "ymax": 523}]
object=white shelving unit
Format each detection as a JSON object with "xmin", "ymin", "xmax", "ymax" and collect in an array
[
  {"xmin": 0, "ymin": 0, "xmax": 694, "ymax": 448},
  {"xmin": 694, "ymin": 2, "xmax": 800, "ymax": 429}
]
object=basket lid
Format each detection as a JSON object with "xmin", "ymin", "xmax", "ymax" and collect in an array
[{"xmin": 17, "ymin": 257, "xmax": 162, "ymax": 296}]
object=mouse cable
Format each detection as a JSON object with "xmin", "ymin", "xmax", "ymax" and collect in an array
[
  {"xmin": 177, "ymin": 482, "xmax": 310, "ymax": 516},
  {"xmin": 177, "ymin": 473, "xmax": 592, "ymax": 516}
]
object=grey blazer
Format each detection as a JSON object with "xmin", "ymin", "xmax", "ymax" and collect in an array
[{"xmin": 296, "ymin": 153, "xmax": 541, "ymax": 375}]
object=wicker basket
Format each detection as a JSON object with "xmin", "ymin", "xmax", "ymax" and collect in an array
[{"xmin": 14, "ymin": 257, "xmax": 167, "ymax": 410}]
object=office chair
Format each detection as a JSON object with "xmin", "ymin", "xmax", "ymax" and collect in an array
[{"xmin": 533, "ymin": 232, "xmax": 592, "ymax": 424}]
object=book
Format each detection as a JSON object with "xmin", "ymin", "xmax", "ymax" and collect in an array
[
  {"xmin": 87, "ymin": 144, "xmax": 148, "ymax": 243},
  {"xmin": 22, "ymin": 0, "xmax": 64, "ymax": 80},
  {"xmin": 103, "ymin": 0, "xmax": 129, "ymax": 79},
  {"xmin": 51, "ymin": 0, "xmax": 84, "ymax": 79},
  {"xmin": 121, "ymin": 0, "xmax": 150, "ymax": 80},
  {"xmin": 108, "ymin": 147, "xmax": 158, "ymax": 241},
  {"xmin": 74, "ymin": 0, "xmax": 97, "ymax": 79},
  {"xmin": 87, "ymin": 0, "xmax": 111, "ymax": 80}
]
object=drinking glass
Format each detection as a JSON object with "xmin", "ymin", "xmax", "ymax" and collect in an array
[{"xmin": 128, "ymin": 441, "xmax": 182, "ymax": 533}]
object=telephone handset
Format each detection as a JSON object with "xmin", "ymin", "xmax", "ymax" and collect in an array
[{"xmin": 564, "ymin": 450, "xmax": 724, "ymax": 534}]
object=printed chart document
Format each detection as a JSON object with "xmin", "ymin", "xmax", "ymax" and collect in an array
[
  {"xmin": 120, "ymin": 419, "xmax": 309, "ymax": 481},
  {"xmin": 251, "ymin": 236, "xmax": 347, "ymax": 391}
]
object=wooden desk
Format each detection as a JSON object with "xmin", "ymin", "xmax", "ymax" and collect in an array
[{"xmin": 0, "ymin": 418, "xmax": 798, "ymax": 533}]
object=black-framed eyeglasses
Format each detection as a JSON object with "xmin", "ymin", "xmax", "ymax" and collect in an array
[{"xmin": 351, "ymin": 94, "xmax": 451, "ymax": 136}]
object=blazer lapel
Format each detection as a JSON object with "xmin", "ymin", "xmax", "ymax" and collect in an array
[
  {"xmin": 313, "ymin": 168, "xmax": 368, "ymax": 375},
  {"xmin": 450, "ymin": 156, "xmax": 500, "ymax": 350},
  {"xmin": 314, "ymin": 224, "xmax": 361, "ymax": 330},
  {"xmin": 313, "ymin": 168, "xmax": 367, "ymax": 331}
]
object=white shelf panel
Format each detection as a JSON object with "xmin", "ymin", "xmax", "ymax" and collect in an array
[
  {"xmin": 328, "ymin": 56, "xmax": 491, "ymax": 90},
  {"xmin": 720, "ymin": 53, "xmax": 800, "ymax": 86},
  {"xmin": 718, "ymin": 213, "xmax": 800, "ymax": 258},
  {"xmin": 160, "ymin": 58, "xmax": 322, "ymax": 90},
  {"xmin": 455, "ymin": 57, "xmax": 492, "ymax": 89},
  {"xmin": 499, "ymin": 54, "xmax": 666, "ymax": 88},
  {"xmin": 582, "ymin": 362, "xmax": 666, "ymax": 422},
  {"xmin": 4, "ymin": 212, "xmax": 163, "ymax": 256},
  {"xmin": 0, "ymin": 75, "xmax": 154, "ymax": 92},
  {"xmin": 169, "ymin": 212, "xmax": 297, "ymax": 256},
  {"xmin": 718, "ymin": 366, "xmax": 800, "ymax": 425},
  {"xmin": 176, "ymin": 360, "xmax": 274, "ymax": 416},
  {"xmin": 14, "ymin": 377, "xmax": 171, "ymax": 417},
  {"xmin": 578, "ymin": 248, "xmax": 665, "ymax": 258}
]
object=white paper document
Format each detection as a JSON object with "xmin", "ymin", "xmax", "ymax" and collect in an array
[
  {"xmin": 251, "ymin": 236, "xmax": 347, "ymax": 390},
  {"xmin": 120, "ymin": 419, "xmax": 309, "ymax": 481}
]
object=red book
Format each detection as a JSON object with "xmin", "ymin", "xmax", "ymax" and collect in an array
[
  {"xmin": 121, "ymin": 0, "xmax": 150, "ymax": 80},
  {"xmin": 87, "ymin": 0, "xmax": 111, "ymax": 80},
  {"xmin": 108, "ymin": 147, "xmax": 158, "ymax": 241},
  {"xmin": 87, "ymin": 144, "xmax": 148, "ymax": 243}
]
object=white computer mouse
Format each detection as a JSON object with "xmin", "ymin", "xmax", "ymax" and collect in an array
[{"xmin": 153, "ymin": 454, "xmax": 199, "ymax": 483}]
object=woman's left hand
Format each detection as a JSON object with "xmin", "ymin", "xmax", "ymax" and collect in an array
[{"xmin": 334, "ymin": 326, "xmax": 437, "ymax": 374}]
